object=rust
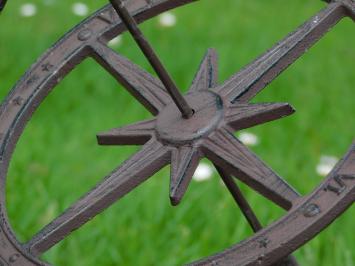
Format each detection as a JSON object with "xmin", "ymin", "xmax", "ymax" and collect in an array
[{"xmin": 0, "ymin": 0, "xmax": 353, "ymax": 265}]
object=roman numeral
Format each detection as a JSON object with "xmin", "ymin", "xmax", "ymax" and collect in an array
[{"xmin": 326, "ymin": 174, "xmax": 354, "ymax": 195}]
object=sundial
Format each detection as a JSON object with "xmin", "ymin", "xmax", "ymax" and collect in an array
[{"xmin": 0, "ymin": 0, "xmax": 354, "ymax": 265}]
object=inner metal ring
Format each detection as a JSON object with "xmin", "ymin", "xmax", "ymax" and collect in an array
[
  {"xmin": 156, "ymin": 91, "xmax": 224, "ymax": 145},
  {"xmin": 0, "ymin": 0, "xmax": 353, "ymax": 265}
]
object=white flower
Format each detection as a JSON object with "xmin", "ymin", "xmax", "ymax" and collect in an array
[
  {"xmin": 316, "ymin": 155, "xmax": 338, "ymax": 176},
  {"xmin": 108, "ymin": 36, "xmax": 122, "ymax": 47},
  {"xmin": 238, "ymin": 132, "xmax": 259, "ymax": 146},
  {"xmin": 158, "ymin": 12, "xmax": 177, "ymax": 27},
  {"xmin": 19, "ymin": 3, "xmax": 37, "ymax": 17},
  {"xmin": 72, "ymin": 2, "xmax": 89, "ymax": 17},
  {"xmin": 193, "ymin": 162, "xmax": 213, "ymax": 182}
]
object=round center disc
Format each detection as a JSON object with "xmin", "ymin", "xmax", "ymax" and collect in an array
[{"xmin": 156, "ymin": 91, "xmax": 224, "ymax": 145}]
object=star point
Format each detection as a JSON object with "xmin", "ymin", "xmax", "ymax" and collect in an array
[
  {"xmin": 189, "ymin": 48, "xmax": 218, "ymax": 92},
  {"xmin": 97, "ymin": 48, "xmax": 298, "ymax": 208},
  {"xmin": 170, "ymin": 146, "xmax": 200, "ymax": 206}
]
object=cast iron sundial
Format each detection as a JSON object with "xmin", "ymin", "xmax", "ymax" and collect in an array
[{"xmin": 0, "ymin": 0, "xmax": 354, "ymax": 265}]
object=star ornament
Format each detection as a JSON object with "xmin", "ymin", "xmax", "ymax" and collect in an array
[{"xmin": 97, "ymin": 49, "xmax": 299, "ymax": 209}]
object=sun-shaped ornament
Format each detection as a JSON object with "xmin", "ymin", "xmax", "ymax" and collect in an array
[
  {"xmin": 97, "ymin": 47, "xmax": 299, "ymax": 208},
  {"xmin": 0, "ymin": 0, "xmax": 353, "ymax": 265}
]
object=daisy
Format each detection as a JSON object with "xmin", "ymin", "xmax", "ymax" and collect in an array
[
  {"xmin": 158, "ymin": 12, "xmax": 177, "ymax": 27},
  {"xmin": 238, "ymin": 132, "xmax": 259, "ymax": 146},
  {"xmin": 108, "ymin": 36, "xmax": 123, "ymax": 48},
  {"xmin": 19, "ymin": 3, "xmax": 37, "ymax": 17},
  {"xmin": 316, "ymin": 155, "xmax": 338, "ymax": 176},
  {"xmin": 72, "ymin": 2, "xmax": 89, "ymax": 17},
  {"xmin": 193, "ymin": 162, "xmax": 213, "ymax": 182}
]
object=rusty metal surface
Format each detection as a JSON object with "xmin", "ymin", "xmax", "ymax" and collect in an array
[
  {"xmin": 0, "ymin": 0, "xmax": 7, "ymax": 12},
  {"xmin": 0, "ymin": 0, "xmax": 353, "ymax": 265}
]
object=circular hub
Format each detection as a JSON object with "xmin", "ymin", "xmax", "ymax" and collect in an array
[
  {"xmin": 156, "ymin": 91, "xmax": 224, "ymax": 145},
  {"xmin": 0, "ymin": 0, "xmax": 354, "ymax": 265}
]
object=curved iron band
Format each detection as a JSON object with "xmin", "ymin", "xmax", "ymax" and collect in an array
[
  {"xmin": 190, "ymin": 144, "xmax": 355, "ymax": 265},
  {"xmin": 0, "ymin": 1, "xmax": 197, "ymax": 265},
  {"xmin": 0, "ymin": 0, "xmax": 353, "ymax": 265}
]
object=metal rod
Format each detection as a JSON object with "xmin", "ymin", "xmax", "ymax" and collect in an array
[
  {"xmin": 109, "ymin": 0, "xmax": 194, "ymax": 119},
  {"xmin": 0, "ymin": 0, "xmax": 8, "ymax": 12},
  {"xmin": 215, "ymin": 165, "xmax": 299, "ymax": 266},
  {"xmin": 215, "ymin": 165, "xmax": 262, "ymax": 232}
]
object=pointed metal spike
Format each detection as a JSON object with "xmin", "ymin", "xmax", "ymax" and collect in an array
[
  {"xmin": 190, "ymin": 48, "xmax": 218, "ymax": 92},
  {"xmin": 203, "ymin": 128, "xmax": 300, "ymax": 210},
  {"xmin": 170, "ymin": 146, "xmax": 200, "ymax": 206},
  {"xmin": 226, "ymin": 102, "xmax": 295, "ymax": 131},
  {"xmin": 109, "ymin": 0, "xmax": 194, "ymax": 118},
  {"xmin": 92, "ymin": 43, "xmax": 171, "ymax": 115},
  {"xmin": 97, "ymin": 119, "xmax": 156, "ymax": 145},
  {"xmin": 215, "ymin": 3, "xmax": 346, "ymax": 103}
]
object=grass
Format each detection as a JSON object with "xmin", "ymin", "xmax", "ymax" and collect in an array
[{"xmin": 0, "ymin": 0, "xmax": 354, "ymax": 265}]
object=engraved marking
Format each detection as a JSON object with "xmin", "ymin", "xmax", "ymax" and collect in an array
[
  {"xmin": 98, "ymin": 9, "xmax": 115, "ymax": 24},
  {"xmin": 12, "ymin": 97, "xmax": 23, "ymax": 106},
  {"xmin": 258, "ymin": 237, "xmax": 270, "ymax": 248},
  {"xmin": 325, "ymin": 175, "xmax": 353, "ymax": 195},
  {"xmin": 257, "ymin": 254, "xmax": 265, "ymax": 265},
  {"xmin": 8, "ymin": 254, "xmax": 20, "ymax": 263},
  {"xmin": 41, "ymin": 63, "xmax": 54, "ymax": 72},
  {"xmin": 0, "ymin": 256, "xmax": 9, "ymax": 266},
  {"xmin": 303, "ymin": 203, "xmax": 321, "ymax": 217},
  {"xmin": 0, "ymin": 231, "xmax": 7, "ymax": 248},
  {"xmin": 341, "ymin": 174, "xmax": 355, "ymax": 180},
  {"xmin": 77, "ymin": 29, "xmax": 93, "ymax": 41},
  {"xmin": 25, "ymin": 75, "xmax": 39, "ymax": 86},
  {"xmin": 145, "ymin": 0, "xmax": 154, "ymax": 7}
]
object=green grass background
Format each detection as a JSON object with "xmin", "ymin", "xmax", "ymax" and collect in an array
[{"xmin": 0, "ymin": 0, "xmax": 354, "ymax": 265}]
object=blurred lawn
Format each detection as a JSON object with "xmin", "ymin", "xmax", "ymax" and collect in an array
[{"xmin": 0, "ymin": 0, "xmax": 354, "ymax": 265}]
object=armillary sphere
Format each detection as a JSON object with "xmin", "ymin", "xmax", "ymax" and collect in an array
[{"xmin": 0, "ymin": 0, "xmax": 354, "ymax": 265}]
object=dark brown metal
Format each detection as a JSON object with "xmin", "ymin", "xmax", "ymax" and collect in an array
[
  {"xmin": 191, "ymin": 145, "xmax": 355, "ymax": 265},
  {"xmin": 0, "ymin": 0, "xmax": 7, "ymax": 12},
  {"xmin": 216, "ymin": 166, "xmax": 299, "ymax": 266},
  {"xmin": 109, "ymin": 0, "xmax": 194, "ymax": 119},
  {"xmin": 216, "ymin": 166, "xmax": 263, "ymax": 232},
  {"xmin": 0, "ymin": 0, "xmax": 353, "ymax": 265},
  {"xmin": 97, "ymin": 46, "xmax": 299, "ymax": 209}
]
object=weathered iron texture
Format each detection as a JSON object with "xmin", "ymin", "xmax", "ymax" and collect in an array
[
  {"xmin": 0, "ymin": 0, "xmax": 7, "ymax": 12},
  {"xmin": 0, "ymin": 0, "xmax": 353, "ymax": 265}
]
